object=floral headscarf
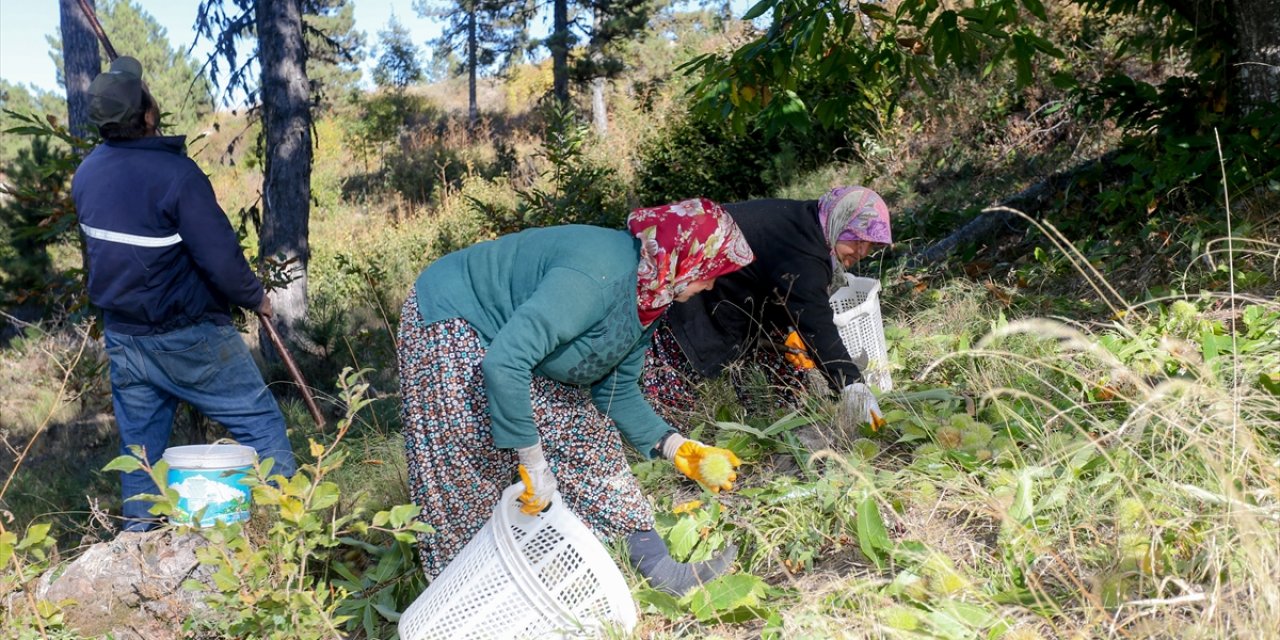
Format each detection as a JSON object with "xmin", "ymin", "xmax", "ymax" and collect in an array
[
  {"xmin": 627, "ymin": 198, "xmax": 754, "ymax": 325},
  {"xmin": 818, "ymin": 186, "xmax": 893, "ymax": 250}
]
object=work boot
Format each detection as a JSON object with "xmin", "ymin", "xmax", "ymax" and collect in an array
[{"xmin": 626, "ymin": 529, "xmax": 736, "ymax": 595}]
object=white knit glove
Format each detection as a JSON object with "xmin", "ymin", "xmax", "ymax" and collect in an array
[
  {"xmin": 516, "ymin": 442, "xmax": 557, "ymax": 515},
  {"xmin": 842, "ymin": 382, "xmax": 883, "ymax": 426}
]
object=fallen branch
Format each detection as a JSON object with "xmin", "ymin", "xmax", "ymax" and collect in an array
[
  {"xmin": 1123, "ymin": 592, "xmax": 1207, "ymax": 608},
  {"xmin": 909, "ymin": 150, "xmax": 1121, "ymax": 267}
]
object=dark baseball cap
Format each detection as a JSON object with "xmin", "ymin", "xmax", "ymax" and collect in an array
[{"xmin": 88, "ymin": 56, "xmax": 144, "ymax": 126}]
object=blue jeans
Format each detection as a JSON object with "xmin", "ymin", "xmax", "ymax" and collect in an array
[{"xmin": 104, "ymin": 322, "xmax": 297, "ymax": 531}]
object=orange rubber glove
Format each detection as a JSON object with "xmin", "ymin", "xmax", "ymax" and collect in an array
[
  {"xmin": 783, "ymin": 330, "xmax": 816, "ymax": 370},
  {"xmin": 658, "ymin": 433, "xmax": 743, "ymax": 493}
]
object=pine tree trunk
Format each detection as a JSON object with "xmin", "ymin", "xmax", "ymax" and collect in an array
[
  {"xmin": 1228, "ymin": 0, "xmax": 1280, "ymax": 109},
  {"xmin": 551, "ymin": 0, "xmax": 569, "ymax": 104},
  {"xmin": 591, "ymin": 77, "xmax": 607, "ymax": 136},
  {"xmin": 59, "ymin": 0, "xmax": 101, "ymax": 139},
  {"xmin": 257, "ymin": 0, "xmax": 312, "ymax": 346},
  {"xmin": 468, "ymin": 8, "xmax": 478, "ymax": 129},
  {"xmin": 590, "ymin": 8, "xmax": 607, "ymax": 136}
]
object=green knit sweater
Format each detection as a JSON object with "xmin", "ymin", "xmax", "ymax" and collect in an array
[{"xmin": 414, "ymin": 225, "xmax": 669, "ymax": 454}]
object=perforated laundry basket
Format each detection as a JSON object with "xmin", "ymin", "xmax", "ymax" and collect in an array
[
  {"xmin": 828, "ymin": 273, "xmax": 893, "ymax": 392},
  {"xmin": 398, "ymin": 483, "xmax": 637, "ymax": 640}
]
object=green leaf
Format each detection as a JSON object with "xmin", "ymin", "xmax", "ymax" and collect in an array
[
  {"xmin": 211, "ymin": 568, "xmax": 241, "ymax": 591},
  {"xmin": 717, "ymin": 421, "xmax": 767, "ymax": 439},
  {"xmin": 933, "ymin": 598, "xmax": 994, "ymax": 627},
  {"xmin": 929, "ymin": 11, "xmax": 960, "ymax": 66},
  {"xmin": 855, "ymin": 492, "xmax": 891, "ymax": 569},
  {"xmin": 666, "ymin": 517, "xmax": 700, "ymax": 561},
  {"xmin": 310, "ymin": 481, "xmax": 341, "ymax": 511},
  {"xmin": 742, "ymin": 0, "xmax": 774, "ymax": 21},
  {"xmin": 924, "ymin": 608, "xmax": 975, "ymax": 639},
  {"xmin": 331, "ymin": 561, "xmax": 363, "ymax": 585},
  {"xmin": 1027, "ymin": 33, "xmax": 1065, "ymax": 58},
  {"xmin": 102, "ymin": 455, "xmax": 144, "ymax": 474},
  {"xmin": 372, "ymin": 602, "xmax": 402, "ymax": 622},
  {"xmin": 1011, "ymin": 35, "xmax": 1034, "ymax": 87},
  {"xmin": 1009, "ymin": 469, "xmax": 1036, "ymax": 522},
  {"xmin": 687, "ymin": 574, "xmax": 767, "ymax": 622},
  {"xmin": 709, "ymin": 604, "xmax": 773, "ymax": 624},
  {"xmin": 635, "ymin": 588, "xmax": 684, "ymax": 620},
  {"xmin": 1050, "ymin": 72, "xmax": 1079, "ymax": 90},
  {"xmin": 761, "ymin": 411, "xmax": 812, "ymax": 437},
  {"xmin": 149, "ymin": 460, "xmax": 170, "ymax": 494},
  {"xmin": 1260, "ymin": 372, "xmax": 1280, "ymax": 396},
  {"xmin": 279, "ymin": 496, "xmax": 305, "ymax": 523},
  {"xmin": 3, "ymin": 126, "xmax": 52, "ymax": 136},
  {"xmin": 807, "ymin": 11, "xmax": 829, "ymax": 59},
  {"xmin": 1201, "ymin": 328, "xmax": 1230, "ymax": 361},
  {"xmin": 860, "ymin": 3, "xmax": 892, "ymax": 20},
  {"xmin": 0, "ymin": 531, "xmax": 17, "ymax": 565},
  {"xmin": 21, "ymin": 522, "xmax": 52, "ymax": 548},
  {"xmin": 1020, "ymin": 0, "xmax": 1048, "ymax": 20},
  {"xmin": 389, "ymin": 503, "xmax": 421, "ymax": 528}
]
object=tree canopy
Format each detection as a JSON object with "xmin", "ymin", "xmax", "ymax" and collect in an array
[
  {"xmin": 680, "ymin": 0, "xmax": 1279, "ymax": 222},
  {"xmin": 0, "ymin": 82, "xmax": 66, "ymax": 165},
  {"xmin": 416, "ymin": 0, "xmax": 533, "ymax": 125},
  {"xmin": 305, "ymin": 0, "xmax": 367, "ymax": 109},
  {"xmin": 372, "ymin": 14, "xmax": 424, "ymax": 90},
  {"xmin": 49, "ymin": 0, "xmax": 214, "ymax": 136}
]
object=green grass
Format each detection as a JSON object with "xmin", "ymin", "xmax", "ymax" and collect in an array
[{"xmin": 614, "ymin": 283, "xmax": 1279, "ymax": 639}]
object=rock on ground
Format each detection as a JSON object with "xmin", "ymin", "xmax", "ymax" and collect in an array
[{"xmin": 36, "ymin": 529, "xmax": 213, "ymax": 640}]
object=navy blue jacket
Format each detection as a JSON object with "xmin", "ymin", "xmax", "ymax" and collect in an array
[{"xmin": 71, "ymin": 136, "xmax": 264, "ymax": 335}]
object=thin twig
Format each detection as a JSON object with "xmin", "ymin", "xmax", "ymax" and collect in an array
[
  {"xmin": 1213, "ymin": 129, "xmax": 1242, "ymax": 465},
  {"xmin": 0, "ymin": 309, "xmax": 39, "ymax": 331},
  {"xmin": 0, "ymin": 329, "xmax": 91, "ymax": 507}
]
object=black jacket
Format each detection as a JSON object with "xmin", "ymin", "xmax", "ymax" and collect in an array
[
  {"xmin": 666, "ymin": 198, "xmax": 862, "ymax": 389},
  {"xmin": 71, "ymin": 136, "xmax": 265, "ymax": 335}
]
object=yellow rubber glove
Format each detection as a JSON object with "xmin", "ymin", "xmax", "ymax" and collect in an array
[
  {"xmin": 516, "ymin": 443, "xmax": 556, "ymax": 515},
  {"xmin": 659, "ymin": 433, "xmax": 743, "ymax": 493}
]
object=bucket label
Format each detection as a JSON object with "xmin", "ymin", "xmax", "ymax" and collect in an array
[{"xmin": 168, "ymin": 468, "xmax": 251, "ymax": 527}]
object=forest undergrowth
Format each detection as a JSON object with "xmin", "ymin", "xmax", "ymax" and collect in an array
[{"xmin": 3, "ymin": 10, "xmax": 1279, "ymax": 635}]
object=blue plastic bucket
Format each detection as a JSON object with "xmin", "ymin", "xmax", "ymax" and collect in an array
[{"xmin": 162, "ymin": 444, "xmax": 256, "ymax": 527}]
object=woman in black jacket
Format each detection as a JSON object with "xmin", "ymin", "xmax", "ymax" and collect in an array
[{"xmin": 642, "ymin": 186, "xmax": 893, "ymax": 426}]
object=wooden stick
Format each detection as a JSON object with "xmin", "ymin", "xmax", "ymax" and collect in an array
[
  {"xmin": 76, "ymin": 0, "xmax": 119, "ymax": 61},
  {"xmin": 259, "ymin": 312, "xmax": 326, "ymax": 430}
]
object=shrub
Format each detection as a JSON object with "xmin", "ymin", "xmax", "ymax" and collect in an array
[
  {"xmin": 632, "ymin": 108, "xmax": 842, "ymax": 206},
  {"xmin": 470, "ymin": 102, "xmax": 630, "ymax": 236},
  {"xmin": 104, "ymin": 368, "xmax": 431, "ymax": 640}
]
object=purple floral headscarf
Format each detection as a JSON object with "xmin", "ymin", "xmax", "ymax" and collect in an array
[{"xmin": 817, "ymin": 186, "xmax": 893, "ymax": 248}]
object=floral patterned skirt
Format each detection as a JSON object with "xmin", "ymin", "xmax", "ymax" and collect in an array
[
  {"xmin": 639, "ymin": 320, "xmax": 702, "ymax": 429},
  {"xmin": 397, "ymin": 291, "xmax": 655, "ymax": 580}
]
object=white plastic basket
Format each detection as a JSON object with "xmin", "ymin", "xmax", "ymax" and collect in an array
[
  {"xmin": 398, "ymin": 483, "xmax": 637, "ymax": 640},
  {"xmin": 828, "ymin": 273, "xmax": 893, "ymax": 392}
]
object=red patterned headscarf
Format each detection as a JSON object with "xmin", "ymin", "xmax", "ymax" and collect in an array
[{"xmin": 627, "ymin": 198, "xmax": 754, "ymax": 325}]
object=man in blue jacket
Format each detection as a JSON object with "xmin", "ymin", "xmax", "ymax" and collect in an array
[{"xmin": 71, "ymin": 57, "xmax": 296, "ymax": 531}]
